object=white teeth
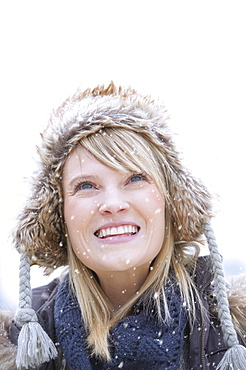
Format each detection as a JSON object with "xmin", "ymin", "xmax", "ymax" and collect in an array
[
  {"xmin": 111, "ymin": 227, "xmax": 117, "ymax": 235},
  {"xmin": 101, "ymin": 229, "xmax": 107, "ymax": 237},
  {"xmin": 96, "ymin": 225, "xmax": 139, "ymax": 238},
  {"xmin": 123, "ymin": 226, "xmax": 128, "ymax": 233},
  {"xmin": 118, "ymin": 226, "xmax": 124, "ymax": 234}
]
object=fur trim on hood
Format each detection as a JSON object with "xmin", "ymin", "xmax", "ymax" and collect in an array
[
  {"xmin": 227, "ymin": 274, "xmax": 246, "ymax": 342},
  {"xmin": 0, "ymin": 312, "xmax": 17, "ymax": 370},
  {"xmin": 12, "ymin": 82, "xmax": 212, "ymax": 271}
]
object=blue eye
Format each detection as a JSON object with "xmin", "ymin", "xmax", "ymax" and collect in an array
[
  {"xmin": 81, "ymin": 183, "xmax": 94, "ymax": 189},
  {"xmin": 129, "ymin": 174, "xmax": 146, "ymax": 183},
  {"xmin": 75, "ymin": 182, "xmax": 94, "ymax": 191}
]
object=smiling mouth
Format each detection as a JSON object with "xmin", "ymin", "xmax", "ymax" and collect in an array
[{"xmin": 95, "ymin": 225, "xmax": 140, "ymax": 239}]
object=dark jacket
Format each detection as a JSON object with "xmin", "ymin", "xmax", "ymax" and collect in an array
[{"xmin": 3, "ymin": 256, "xmax": 246, "ymax": 369}]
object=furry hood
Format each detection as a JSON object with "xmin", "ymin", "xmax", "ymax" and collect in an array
[
  {"xmin": 13, "ymin": 82, "xmax": 211, "ymax": 271},
  {"xmin": 0, "ymin": 312, "xmax": 17, "ymax": 370}
]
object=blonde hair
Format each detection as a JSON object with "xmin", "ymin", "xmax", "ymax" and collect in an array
[{"xmin": 66, "ymin": 128, "xmax": 200, "ymax": 360}]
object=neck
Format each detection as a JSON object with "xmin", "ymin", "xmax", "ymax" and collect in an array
[{"xmin": 96, "ymin": 264, "xmax": 150, "ymax": 310}]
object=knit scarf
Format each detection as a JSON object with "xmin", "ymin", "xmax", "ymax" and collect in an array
[{"xmin": 54, "ymin": 276, "xmax": 187, "ymax": 370}]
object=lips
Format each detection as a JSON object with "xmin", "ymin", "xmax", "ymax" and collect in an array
[{"xmin": 95, "ymin": 225, "xmax": 140, "ymax": 239}]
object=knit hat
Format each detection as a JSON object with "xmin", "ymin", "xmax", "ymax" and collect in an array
[{"xmin": 13, "ymin": 83, "xmax": 246, "ymax": 369}]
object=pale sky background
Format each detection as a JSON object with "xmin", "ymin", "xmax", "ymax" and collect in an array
[{"xmin": 1, "ymin": 0, "xmax": 246, "ymax": 308}]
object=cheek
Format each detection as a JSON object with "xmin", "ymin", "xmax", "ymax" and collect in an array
[
  {"xmin": 64, "ymin": 199, "xmax": 92, "ymax": 226},
  {"xmin": 64, "ymin": 199, "xmax": 97, "ymax": 260},
  {"xmin": 65, "ymin": 207, "xmax": 92, "ymax": 262},
  {"xmin": 145, "ymin": 190, "xmax": 165, "ymax": 222}
]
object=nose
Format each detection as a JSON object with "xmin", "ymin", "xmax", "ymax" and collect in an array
[{"xmin": 98, "ymin": 190, "xmax": 130, "ymax": 215}]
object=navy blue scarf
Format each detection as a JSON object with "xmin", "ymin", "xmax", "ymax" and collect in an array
[{"xmin": 54, "ymin": 276, "xmax": 187, "ymax": 370}]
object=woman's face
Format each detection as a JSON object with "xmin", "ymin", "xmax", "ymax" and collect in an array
[{"xmin": 62, "ymin": 146, "xmax": 165, "ymax": 277}]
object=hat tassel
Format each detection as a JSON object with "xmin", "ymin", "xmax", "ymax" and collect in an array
[
  {"xmin": 216, "ymin": 344, "xmax": 246, "ymax": 370},
  {"xmin": 204, "ymin": 219, "xmax": 246, "ymax": 370},
  {"xmin": 15, "ymin": 253, "xmax": 58, "ymax": 369}
]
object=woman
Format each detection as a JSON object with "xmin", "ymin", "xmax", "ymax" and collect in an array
[{"xmin": 1, "ymin": 83, "xmax": 246, "ymax": 369}]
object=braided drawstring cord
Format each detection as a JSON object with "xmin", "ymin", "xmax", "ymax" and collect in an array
[
  {"xmin": 15, "ymin": 253, "xmax": 38, "ymax": 325},
  {"xmin": 14, "ymin": 253, "xmax": 58, "ymax": 369},
  {"xmin": 203, "ymin": 219, "xmax": 246, "ymax": 370}
]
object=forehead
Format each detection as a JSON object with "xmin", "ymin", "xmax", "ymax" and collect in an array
[
  {"xmin": 62, "ymin": 146, "xmax": 129, "ymax": 181},
  {"xmin": 65, "ymin": 146, "xmax": 95, "ymax": 165}
]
